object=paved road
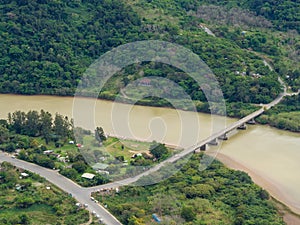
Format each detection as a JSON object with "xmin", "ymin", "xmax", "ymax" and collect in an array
[{"xmin": 0, "ymin": 151, "xmax": 122, "ymax": 225}]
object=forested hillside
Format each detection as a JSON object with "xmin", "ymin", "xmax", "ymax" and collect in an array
[
  {"xmin": 176, "ymin": 0, "xmax": 300, "ymax": 32},
  {"xmin": 0, "ymin": 0, "xmax": 143, "ymax": 95},
  {"xmin": 0, "ymin": 0, "xmax": 299, "ymax": 109}
]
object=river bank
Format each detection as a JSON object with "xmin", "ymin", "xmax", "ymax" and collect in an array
[
  {"xmin": 1, "ymin": 93, "xmax": 300, "ymax": 223},
  {"xmin": 2, "ymin": 92, "xmax": 299, "ymax": 133},
  {"xmin": 212, "ymin": 152, "xmax": 300, "ymax": 224}
]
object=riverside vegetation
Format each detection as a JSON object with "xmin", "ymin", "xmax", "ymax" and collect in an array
[
  {"xmin": 94, "ymin": 153, "xmax": 285, "ymax": 225},
  {"xmin": 0, "ymin": 110, "xmax": 287, "ymax": 224},
  {"xmin": 1, "ymin": 0, "xmax": 300, "ymax": 131},
  {"xmin": 0, "ymin": 1, "xmax": 299, "ymax": 224},
  {"xmin": 0, "ymin": 110, "xmax": 176, "ymax": 186}
]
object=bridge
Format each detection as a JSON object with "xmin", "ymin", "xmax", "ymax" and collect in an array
[
  {"xmin": 184, "ymin": 89, "xmax": 286, "ymax": 153},
  {"xmin": 2, "ymin": 80, "xmax": 298, "ymax": 225},
  {"xmin": 192, "ymin": 107, "xmax": 264, "ymax": 151},
  {"xmin": 86, "ymin": 89, "xmax": 288, "ymax": 193}
]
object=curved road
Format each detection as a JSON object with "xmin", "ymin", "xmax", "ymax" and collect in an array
[{"xmin": 0, "ymin": 151, "xmax": 122, "ymax": 225}]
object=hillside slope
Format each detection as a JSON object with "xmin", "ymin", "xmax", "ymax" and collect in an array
[{"xmin": 1, "ymin": 0, "xmax": 299, "ymax": 107}]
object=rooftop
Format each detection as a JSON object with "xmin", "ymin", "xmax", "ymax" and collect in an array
[{"xmin": 81, "ymin": 173, "xmax": 95, "ymax": 179}]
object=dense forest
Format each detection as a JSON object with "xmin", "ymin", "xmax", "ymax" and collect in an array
[
  {"xmin": 0, "ymin": 0, "xmax": 143, "ymax": 95},
  {"xmin": 97, "ymin": 153, "xmax": 285, "ymax": 225},
  {"xmin": 0, "ymin": 0, "xmax": 291, "ymax": 105}
]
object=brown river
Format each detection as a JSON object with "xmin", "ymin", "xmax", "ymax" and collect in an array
[{"xmin": 0, "ymin": 94, "xmax": 299, "ymax": 214}]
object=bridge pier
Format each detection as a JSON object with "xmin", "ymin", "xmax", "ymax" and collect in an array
[
  {"xmin": 237, "ymin": 123, "xmax": 247, "ymax": 130},
  {"xmin": 208, "ymin": 138, "xmax": 218, "ymax": 146},
  {"xmin": 247, "ymin": 118, "xmax": 256, "ymax": 125},
  {"xmin": 218, "ymin": 133, "xmax": 228, "ymax": 141},
  {"xmin": 194, "ymin": 149, "xmax": 201, "ymax": 153},
  {"xmin": 200, "ymin": 145, "xmax": 206, "ymax": 151}
]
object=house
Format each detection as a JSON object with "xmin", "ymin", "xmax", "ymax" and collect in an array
[
  {"xmin": 58, "ymin": 157, "xmax": 66, "ymax": 163},
  {"xmin": 152, "ymin": 214, "xmax": 161, "ymax": 223},
  {"xmin": 131, "ymin": 153, "xmax": 142, "ymax": 158},
  {"xmin": 96, "ymin": 170, "xmax": 110, "ymax": 175},
  {"xmin": 15, "ymin": 149, "xmax": 22, "ymax": 155},
  {"xmin": 43, "ymin": 150, "xmax": 54, "ymax": 155},
  {"xmin": 20, "ymin": 172, "xmax": 29, "ymax": 178},
  {"xmin": 53, "ymin": 153, "xmax": 61, "ymax": 158},
  {"xmin": 81, "ymin": 173, "xmax": 95, "ymax": 180},
  {"xmin": 92, "ymin": 163, "xmax": 109, "ymax": 171},
  {"xmin": 139, "ymin": 78, "xmax": 151, "ymax": 86},
  {"xmin": 99, "ymin": 156, "xmax": 106, "ymax": 161},
  {"xmin": 15, "ymin": 184, "xmax": 25, "ymax": 191}
]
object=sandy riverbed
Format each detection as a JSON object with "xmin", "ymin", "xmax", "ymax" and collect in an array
[{"xmin": 211, "ymin": 153, "xmax": 300, "ymax": 224}]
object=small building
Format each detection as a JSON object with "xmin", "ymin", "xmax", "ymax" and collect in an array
[
  {"xmin": 15, "ymin": 149, "xmax": 22, "ymax": 155},
  {"xmin": 139, "ymin": 78, "xmax": 152, "ymax": 86},
  {"xmin": 92, "ymin": 163, "xmax": 109, "ymax": 171},
  {"xmin": 99, "ymin": 156, "xmax": 106, "ymax": 161},
  {"xmin": 131, "ymin": 153, "xmax": 142, "ymax": 158},
  {"xmin": 58, "ymin": 157, "xmax": 66, "ymax": 163},
  {"xmin": 15, "ymin": 184, "xmax": 25, "ymax": 191},
  {"xmin": 152, "ymin": 214, "xmax": 161, "ymax": 223},
  {"xmin": 53, "ymin": 153, "xmax": 61, "ymax": 158},
  {"xmin": 43, "ymin": 150, "xmax": 54, "ymax": 155},
  {"xmin": 81, "ymin": 173, "xmax": 95, "ymax": 180},
  {"xmin": 96, "ymin": 170, "xmax": 110, "ymax": 175},
  {"xmin": 20, "ymin": 172, "xmax": 29, "ymax": 178}
]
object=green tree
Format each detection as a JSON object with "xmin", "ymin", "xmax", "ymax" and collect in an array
[
  {"xmin": 5, "ymin": 142, "xmax": 16, "ymax": 152},
  {"xmin": 24, "ymin": 110, "xmax": 40, "ymax": 136},
  {"xmin": 18, "ymin": 149, "xmax": 28, "ymax": 160},
  {"xmin": 60, "ymin": 168, "xmax": 78, "ymax": 179},
  {"xmin": 181, "ymin": 205, "xmax": 196, "ymax": 222},
  {"xmin": 10, "ymin": 111, "xmax": 26, "ymax": 134},
  {"xmin": 149, "ymin": 141, "xmax": 168, "ymax": 159},
  {"xmin": 53, "ymin": 113, "xmax": 70, "ymax": 140},
  {"xmin": 16, "ymin": 196, "xmax": 35, "ymax": 208},
  {"xmin": 40, "ymin": 110, "xmax": 52, "ymax": 144},
  {"xmin": 72, "ymin": 161, "xmax": 87, "ymax": 173},
  {"xmin": 0, "ymin": 124, "xmax": 9, "ymax": 144},
  {"xmin": 95, "ymin": 127, "xmax": 106, "ymax": 142},
  {"xmin": 33, "ymin": 154, "xmax": 55, "ymax": 169},
  {"xmin": 19, "ymin": 214, "xmax": 30, "ymax": 225}
]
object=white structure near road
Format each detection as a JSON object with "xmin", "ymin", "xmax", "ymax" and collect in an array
[{"xmin": 82, "ymin": 173, "xmax": 95, "ymax": 179}]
